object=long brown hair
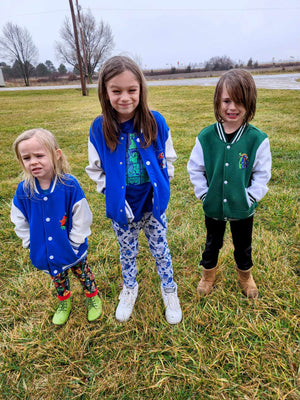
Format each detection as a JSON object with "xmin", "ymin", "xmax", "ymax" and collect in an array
[
  {"xmin": 13, "ymin": 128, "xmax": 70, "ymax": 195},
  {"xmin": 214, "ymin": 69, "xmax": 257, "ymax": 124},
  {"xmin": 98, "ymin": 55, "xmax": 157, "ymax": 151}
]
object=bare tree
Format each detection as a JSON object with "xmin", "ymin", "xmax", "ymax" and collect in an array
[
  {"xmin": 56, "ymin": 10, "xmax": 114, "ymax": 82},
  {"xmin": 0, "ymin": 22, "xmax": 38, "ymax": 86},
  {"xmin": 205, "ymin": 56, "xmax": 235, "ymax": 71}
]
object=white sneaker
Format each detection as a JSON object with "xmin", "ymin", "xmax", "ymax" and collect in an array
[
  {"xmin": 161, "ymin": 284, "xmax": 182, "ymax": 324},
  {"xmin": 115, "ymin": 283, "xmax": 138, "ymax": 322}
]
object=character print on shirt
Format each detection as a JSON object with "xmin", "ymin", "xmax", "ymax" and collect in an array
[
  {"xmin": 60, "ymin": 214, "xmax": 67, "ymax": 230},
  {"xmin": 126, "ymin": 133, "xmax": 150, "ymax": 185},
  {"xmin": 239, "ymin": 153, "xmax": 249, "ymax": 169}
]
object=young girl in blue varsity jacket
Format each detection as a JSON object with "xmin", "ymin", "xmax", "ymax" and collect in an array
[
  {"xmin": 86, "ymin": 56, "xmax": 182, "ymax": 324},
  {"xmin": 187, "ymin": 69, "xmax": 271, "ymax": 299},
  {"xmin": 11, "ymin": 128, "xmax": 102, "ymax": 325}
]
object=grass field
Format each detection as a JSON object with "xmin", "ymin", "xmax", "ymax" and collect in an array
[{"xmin": 0, "ymin": 85, "xmax": 299, "ymax": 399}]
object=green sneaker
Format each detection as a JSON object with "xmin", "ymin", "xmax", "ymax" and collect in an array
[
  {"xmin": 86, "ymin": 295, "xmax": 102, "ymax": 322},
  {"xmin": 52, "ymin": 297, "xmax": 72, "ymax": 325}
]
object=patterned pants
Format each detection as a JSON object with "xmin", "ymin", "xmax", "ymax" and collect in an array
[
  {"xmin": 51, "ymin": 257, "xmax": 98, "ymax": 300},
  {"xmin": 112, "ymin": 212, "xmax": 175, "ymax": 289}
]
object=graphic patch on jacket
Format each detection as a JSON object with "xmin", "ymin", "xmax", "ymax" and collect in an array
[
  {"xmin": 157, "ymin": 151, "xmax": 167, "ymax": 169},
  {"xmin": 239, "ymin": 153, "xmax": 249, "ymax": 169},
  {"xmin": 60, "ymin": 214, "xmax": 67, "ymax": 230}
]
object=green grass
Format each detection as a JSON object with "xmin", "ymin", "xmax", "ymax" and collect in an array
[{"xmin": 0, "ymin": 86, "xmax": 299, "ymax": 399}]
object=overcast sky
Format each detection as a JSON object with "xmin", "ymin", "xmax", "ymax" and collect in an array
[{"xmin": 1, "ymin": 0, "xmax": 299, "ymax": 70}]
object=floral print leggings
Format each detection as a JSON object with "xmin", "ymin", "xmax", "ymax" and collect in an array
[
  {"xmin": 51, "ymin": 257, "xmax": 98, "ymax": 300},
  {"xmin": 112, "ymin": 212, "xmax": 175, "ymax": 289}
]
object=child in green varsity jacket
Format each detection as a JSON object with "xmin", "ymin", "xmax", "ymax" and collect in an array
[
  {"xmin": 187, "ymin": 69, "xmax": 271, "ymax": 299},
  {"xmin": 11, "ymin": 128, "xmax": 102, "ymax": 325}
]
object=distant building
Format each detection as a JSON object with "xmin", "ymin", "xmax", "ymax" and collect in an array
[{"xmin": 0, "ymin": 68, "xmax": 5, "ymax": 87}]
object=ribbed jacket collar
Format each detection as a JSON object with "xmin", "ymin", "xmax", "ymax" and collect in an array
[{"xmin": 216, "ymin": 122, "xmax": 247, "ymax": 144}]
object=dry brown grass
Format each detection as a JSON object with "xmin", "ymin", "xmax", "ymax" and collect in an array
[{"xmin": 0, "ymin": 86, "xmax": 299, "ymax": 399}]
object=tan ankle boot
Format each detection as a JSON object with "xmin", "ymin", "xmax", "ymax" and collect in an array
[
  {"xmin": 197, "ymin": 266, "xmax": 217, "ymax": 296},
  {"xmin": 236, "ymin": 267, "xmax": 258, "ymax": 299}
]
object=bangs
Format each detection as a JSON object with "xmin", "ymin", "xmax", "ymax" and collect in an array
[{"xmin": 224, "ymin": 80, "xmax": 246, "ymax": 106}]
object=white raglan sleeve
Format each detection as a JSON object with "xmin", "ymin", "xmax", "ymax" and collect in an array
[
  {"xmin": 187, "ymin": 137, "xmax": 209, "ymax": 200},
  {"xmin": 85, "ymin": 138, "xmax": 106, "ymax": 194},
  {"xmin": 165, "ymin": 130, "xmax": 177, "ymax": 180},
  {"xmin": 246, "ymin": 137, "xmax": 272, "ymax": 203},
  {"xmin": 10, "ymin": 201, "xmax": 30, "ymax": 249},
  {"xmin": 69, "ymin": 198, "xmax": 93, "ymax": 248}
]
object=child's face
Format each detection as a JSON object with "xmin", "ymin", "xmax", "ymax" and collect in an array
[
  {"xmin": 220, "ymin": 86, "xmax": 246, "ymax": 132},
  {"xmin": 18, "ymin": 136, "xmax": 60, "ymax": 189},
  {"xmin": 106, "ymin": 70, "xmax": 140, "ymax": 123}
]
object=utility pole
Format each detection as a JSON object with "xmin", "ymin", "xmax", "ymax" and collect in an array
[
  {"xmin": 75, "ymin": 0, "xmax": 89, "ymax": 84},
  {"xmin": 69, "ymin": 0, "xmax": 87, "ymax": 96}
]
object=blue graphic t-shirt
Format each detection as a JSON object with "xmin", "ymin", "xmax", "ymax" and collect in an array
[
  {"xmin": 125, "ymin": 133, "xmax": 153, "ymax": 221},
  {"xmin": 126, "ymin": 133, "xmax": 150, "ymax": 184}
]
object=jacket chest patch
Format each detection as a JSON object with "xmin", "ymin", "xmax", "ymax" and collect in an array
[
  {"xmin": 157, "ymin": 151, "xmax": 167, "ymax": 169},
  {"xmin": 239, "ymin": 153, "xmax": 249, "ymax": 169},
  {"xmin": 60, "ymin": 214, "xmax": 67, "ymax": 230}
]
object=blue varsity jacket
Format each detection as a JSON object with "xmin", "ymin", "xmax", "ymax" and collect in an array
[
  {"xmin": 11, "ymin": 175, "xmax": 93, "ymax": 276},
  {"xmin": 86, "ymin": 111, "xmax": 176, "ymax": 229}
]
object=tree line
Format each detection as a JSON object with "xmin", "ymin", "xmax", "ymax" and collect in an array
[
  {"xmin": 0, "ymin": 59, "xmax": 68, "ymax": 81},
  {"xmin": 0, "ymin": 9, "xmax": 114, "ymax": 86},
  {"xmin": 2, "ymin": 8, "xmax": 296, "ymax": 87}
]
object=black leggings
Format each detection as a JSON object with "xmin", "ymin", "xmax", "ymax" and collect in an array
[{"xmin": 200, "ymin": 215, "xmax": 254, "ymax": 271}]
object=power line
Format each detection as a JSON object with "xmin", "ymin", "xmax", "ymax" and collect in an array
[
  {"xmin": 3, "ymin": 9, "xmax": 69, "ymax": 18},
  {"xmin": 4, "ymin": 7, "xmax": 300, "ymax": 18},
  {"xmin": 87, "ymin": 7, "xmax": 300, "ymax": 12}
]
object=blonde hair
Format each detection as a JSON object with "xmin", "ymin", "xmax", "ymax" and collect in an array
[
  {"xmin": 13, "ymin": 128, "xmax": 70, "ymax": 195},
  {"xmin": 97, "ymin": 55, "xmax": 157, "ymax": 151},
  {"xmin": 214, "ymin": 69, "xmax": 257, "ymax": 124}
]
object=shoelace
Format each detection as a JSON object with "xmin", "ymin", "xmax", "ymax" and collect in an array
[
  {"xmin": 57, "ymin": 301, "xmax": 68, "ymax": 312},
  {"xmin": 165, "ymin": 292, "xmax": 180, "ymax": 309},
  {"xmin": 87, "ymin": 297, "xmax": 98, "ymax": 310},
  {"xmin": 120, "ymin": 288, "xmax": 136, "ymax": 305}
]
